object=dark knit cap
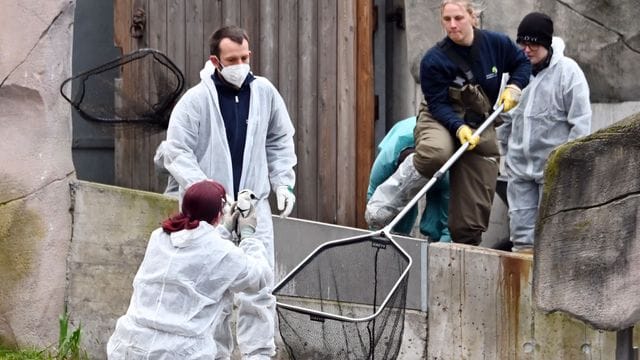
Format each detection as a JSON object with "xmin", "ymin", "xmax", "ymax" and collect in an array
[{"xmin": 517, "ymin": 12, "xmax": 553, "ymax": 49}]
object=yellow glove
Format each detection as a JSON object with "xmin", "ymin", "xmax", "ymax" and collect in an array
[
  {"xmin": 497, "ymin": 84, "xmax": 521, "ymax": 112},
  {"xmin": 456, "ymin": 125, "xmax": 479, "ymax": 151}
]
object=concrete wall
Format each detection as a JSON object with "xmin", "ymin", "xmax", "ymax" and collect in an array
[
  {"xmin": 67, "ymin": 181, "xmax": 427, "ymax": 359},
  {"xmin": 67, "ymin": 182, "xmax": 178, "ymax": 358},
  {"xmin": 427, "ymin": 243, "xmax": 635, "ymax": 359},
  {"xmin": 66, "ymin": 181, "xmax": 637, "ymax": 359},
  {"xmin": 0, "ymin": 0, "xmax": 76, "ymax": 349}
]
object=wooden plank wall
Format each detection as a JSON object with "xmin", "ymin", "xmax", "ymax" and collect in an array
[{"xmin": 113, "ymin": 0, "xmax": 373, "ymax": 228}]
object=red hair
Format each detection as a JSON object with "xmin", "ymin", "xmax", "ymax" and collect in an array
[{"xmin": 162, "ymin": 180, "xmax": 226, "ymax": 234}]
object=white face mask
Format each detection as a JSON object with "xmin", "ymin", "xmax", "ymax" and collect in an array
[{"xmin": 219, "ymin": 63, "xmax": 250, "ymax": 88}]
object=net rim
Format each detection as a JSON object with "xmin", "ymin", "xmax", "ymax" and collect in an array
[
  {"xmin": 59, "ymin": 48, "xmax": 185, "ymax": 126},
  {"xmin": 273, "ymin": 229, "xmax": 412, "ymax": 322}
]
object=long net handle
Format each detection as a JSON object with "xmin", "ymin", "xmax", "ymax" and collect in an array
[{"xmin": 384, "ymin": 104, "xmax": 505, "ymax": 232}]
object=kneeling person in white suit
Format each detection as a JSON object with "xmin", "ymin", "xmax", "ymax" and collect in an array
[{"xmin": 107, "ymin": 180, "xmax": 271, "ymax": 359}]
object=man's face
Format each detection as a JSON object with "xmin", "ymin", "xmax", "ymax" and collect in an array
[
  {"xmin": 211, "ymin": 38, "xmax": 251, "ymax": 69},
  {"xmin": 519, "ymin": 42, "xmax": 549, "ymax": 65},
  {"xmin": 441, "ymin": 4, "xmax": 474, "ymax": 46}
]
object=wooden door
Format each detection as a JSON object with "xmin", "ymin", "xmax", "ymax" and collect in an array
[{"xmin": 112, "ymin": 0, "xmax": 374, "ymax": 227}]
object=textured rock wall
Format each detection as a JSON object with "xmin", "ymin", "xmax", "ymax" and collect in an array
[
  {"xmin": 404, "ymin": 0, "xmax": 640, "ymax": 102},
  {"xmin": 0, "ymin": 0, "xmax": 76, "ymax": 349},
  {"xmin": 534, "ymin": 113, "xmax": 640, "ymax": 331}
]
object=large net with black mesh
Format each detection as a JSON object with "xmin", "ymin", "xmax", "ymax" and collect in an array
[
  {"xmin": 60, "ymin": 48, "xmax": 184, "ymax": 129},
  {"xmin": 273, "ymin": 232, "xmax": 411, "ymax": 360}
]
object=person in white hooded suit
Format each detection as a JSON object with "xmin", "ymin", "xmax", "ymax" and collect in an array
[
  {"xmin": 497, "ymin": 12, "xmax": 591, "ymax": 253},
  {"xmin": 156, "ymin": 25, "xmax": 296, "ymax": 359},
  {"xmin": 107, "ymin": 180, "xmax": 271, "ymax": 359}
]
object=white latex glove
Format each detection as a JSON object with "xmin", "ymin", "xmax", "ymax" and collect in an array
[
  {"xmin": 220, "ymin": 194, "xmax": 238, "ymax": 234},
  {"xmin": 236, "ymin": 189, "xmax": 257, "ymax": 218},
  {"xmin": 237, "ymin": 202, "xmax": 257, "ymax": 240},
  {"xmin": 276, "ymin": 185, "xmax": 295, "ymax": 218}
]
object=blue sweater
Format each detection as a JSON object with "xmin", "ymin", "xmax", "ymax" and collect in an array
[
  {"xmin": 212, "ymin": 71, "xmax": 256, "ymax": 195},
  {"xmin": 420, "ymin": 29, "xmax": 531, "ymax": 134}
]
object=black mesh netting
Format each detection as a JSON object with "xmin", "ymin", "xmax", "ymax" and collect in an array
[
  {"xmin": 273, "ymin": 234, "xmax": 410, "ymax": 360},
  {"xmin": 60, "ymin": 48, "xmax": 184, "ymax": 129}
]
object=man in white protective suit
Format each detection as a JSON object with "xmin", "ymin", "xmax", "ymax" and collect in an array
[
  {"xmin": 497, "ymin": 12, "xmax": 591, "ymax": 254},
  {"xmin": 156, "ymin": 25, "xmax": 297, "ymax": 359}
]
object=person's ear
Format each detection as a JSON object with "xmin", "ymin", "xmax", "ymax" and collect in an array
[{"xmin": 210, "ymin": 55, "xmax": 221, "ymax": 69}]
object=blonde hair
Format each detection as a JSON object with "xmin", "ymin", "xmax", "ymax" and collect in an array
[{"xmin": 440, "ymin": 0, "xmax": 483, "ymax": 27}]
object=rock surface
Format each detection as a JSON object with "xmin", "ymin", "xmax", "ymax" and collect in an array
[
  {"xmin": 404, "ymin": 0, "xmax": 640, "ymax": 102},
  {"xmin": 0, "ymin": 0, "xmax": 76, "ymax": 349},
  {"xmin": 534, "ymin": 112, "xmax": 640, "ymax": 330}
]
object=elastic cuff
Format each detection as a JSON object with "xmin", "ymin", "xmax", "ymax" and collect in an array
[{"xmin": 506, "ymin": 84, "xmax": 521, "ymax": 93}]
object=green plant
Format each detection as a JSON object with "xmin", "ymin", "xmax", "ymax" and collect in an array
[
  {"xmin": 0, "ymin": 311, "xmax": 89, "ymax": 360},
  {"xmin": 0, "ymin": 346, "xmax": 46, "ymax": 359},
  {"xmin": 53, "ymin": 312, "xmax": 88, "ymax": 360}
]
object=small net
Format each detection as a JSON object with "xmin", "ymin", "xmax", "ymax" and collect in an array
[
  {"xmin": 273, "ymin": 232, "xmax": 411, "ymax": 360},
  {"xmin": 60, "ymin": 48, "xmax": 184, "ymax": 129}
]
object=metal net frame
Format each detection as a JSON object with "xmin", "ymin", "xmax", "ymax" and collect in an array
[
  {"xmin": 273, "ymin": 230, "xmax": 412, "ymax": 360},
  {"xmin": 60, "ymin": 48, "xmax": 185, "ymax": 129}
]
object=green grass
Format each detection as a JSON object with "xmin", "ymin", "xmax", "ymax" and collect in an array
[
  {"xmin": 0, "ymin": 347, "xmax": 48, "ymax": 360},
  {"xmin": 0, "ymin": 311, "xmax": 88, "ymax": 360}
]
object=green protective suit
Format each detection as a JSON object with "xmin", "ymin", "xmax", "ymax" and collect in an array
[{"xmin": 367, "ymin": 117, "xmax": 451, "ymax": 241}]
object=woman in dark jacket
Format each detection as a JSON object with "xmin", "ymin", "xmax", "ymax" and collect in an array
[{"xmin": 413, "ymin": 0, "xmax": 531, "ymax": 245}]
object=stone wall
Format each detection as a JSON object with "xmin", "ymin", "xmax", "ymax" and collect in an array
[
  {"xmin": 404, "ymin": 0, "xmax": 640, "ymax": 103},
  {"xmin": 535, "ymin": 113, "xmax": 640, "ymax": 331},
  {"xmin": 0, "ymin": 0, "xmax": 76, "ymax": 349}
]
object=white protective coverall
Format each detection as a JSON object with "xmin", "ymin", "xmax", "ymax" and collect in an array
[
  {"xmin": 497, "ymin": 36, "xmax": 591, "ymax": 250},
  {"xmin": 107, "ymin": 222, "xmax": 272, "ymax": 359},
  {"xmin": 159, "ymin": 61, "xmax": 296, "ymax": 358}
]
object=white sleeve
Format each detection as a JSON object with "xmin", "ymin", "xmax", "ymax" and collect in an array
[
  {"xmin": 266, "ymin": 87, "xmax": 297, "ymax": 191},
  {"xmin": 228, "ymin": 238, "xmax": 273, "ymax": 293},
  {"xmin": 495, "ymin": 118, "xmax": 512, "ymax": 156},
  {"xmin": 563, "ymin": 60, "xmax": 592, "ymax": 141},
  {"xmin": 163, "ymin": 94, "xmax": 209, "ymax": 190}
]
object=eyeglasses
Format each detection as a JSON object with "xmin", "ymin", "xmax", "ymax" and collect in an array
[{"xmin": 518, "ymin": 42, "xmax": 540, "ymax": 51}]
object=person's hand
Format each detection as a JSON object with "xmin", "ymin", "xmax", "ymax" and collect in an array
[
  {"xmin": 220, "ymin": 194, "xmax": 239, "ymax": 234},
  {"xmin": 456, "ymin": 125, "xmax": 480, "ymax": 151},
  {"xmin": 237, "ymin": 201, "xmax": 257, "ymax": 240},
  {"xmin": 276, "ymin": 185, "xmax": 295, "ymax": 218},
  {"xmin": 497, "ymin": 84, "xmax": 521, "ymax": 112}
]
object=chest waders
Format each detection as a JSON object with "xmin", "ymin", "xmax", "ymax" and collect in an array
[{"xmin": 412, "ymin": 33, "xmax": 501, "ymax": 245}]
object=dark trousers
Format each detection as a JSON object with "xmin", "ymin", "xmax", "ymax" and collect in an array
[{"xmin": 413, "ymin": 100, "xmax": 499, "ymax": 245}]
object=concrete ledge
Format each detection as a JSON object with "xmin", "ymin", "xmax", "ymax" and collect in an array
[
  {"xmin": 67, "ymin": 181, "xmax": 178, "ymax": 358},
  {"xmin": 67, "ymin": 181, "xmax": 427, "ymax": 359},
  {"xmin": 428, "ymin": 243, "xmax": 624, "ymax": 359},
  {"xmin": 66, "ymin": 182, "xmax": 637, "ymax": 359}
]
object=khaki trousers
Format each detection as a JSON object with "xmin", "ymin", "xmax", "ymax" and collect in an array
[{"xmin": 413, "ymin": 100, "xmax": 499, "ymax": 245}]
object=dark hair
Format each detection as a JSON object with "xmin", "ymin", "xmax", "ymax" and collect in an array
[
  {"xmin": 209, "ymin": 25, "xmax": 249, "ymax": 56},
  {"xmin": 162, "ymin": 180, "xmax": 226, "ymax": 234}
]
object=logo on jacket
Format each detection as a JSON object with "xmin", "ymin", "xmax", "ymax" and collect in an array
[{"xmin": 486, "ymin": 66, "xmax": 498, "ymax": 80}]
